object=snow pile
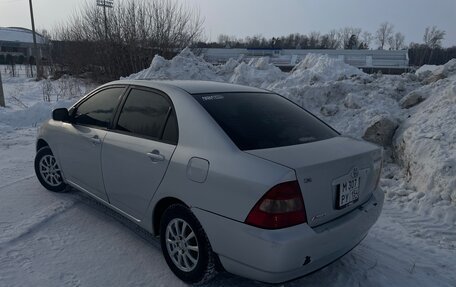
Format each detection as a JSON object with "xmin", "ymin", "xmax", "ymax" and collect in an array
[
  {"xmin": 394, "ymin": 73, "xmax": 456, "ymax": 208},
  {"xmin": 268, "ymin": 62, "xmax": 408, "ymax": 139},
  {"xmin": 0, "ymin": 100, "xmax": 74, "ymax": 128},
  {"xmin": 415, "ymin": 64, "xmax": 439, "ymax": 78},
  {"xmin": 0, "ymin": 72, "xmax": 81, "ymax": 128},
  {"xmin": 228, "ymin": 57, "xmax": 286, "ymax": 88},
  {"xmin": 126, "ymin": 49, "xmax": 286, "ymax": 88},
  {"xmin": 290, "ymin": 53, "xmax": 365, "ymax": 82},
  {"xmin": 126, "ymin": 48, "xmax": 221, "ymax": 81},
  {"xmin": 416, "ymin": 59, "xmax": 456, "ymax": 79}
]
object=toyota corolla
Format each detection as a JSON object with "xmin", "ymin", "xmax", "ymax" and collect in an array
[{"xmin": 35, "ymin": 80, "xmax": 384, "ymax": 284}]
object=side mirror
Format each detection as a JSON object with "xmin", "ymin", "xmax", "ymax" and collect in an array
[{"xmin": 52, "ymin": 108, "xmax": 70, "ymax": 122}]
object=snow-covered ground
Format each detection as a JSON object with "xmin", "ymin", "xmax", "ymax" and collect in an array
[{"xmin": 0, "ymin": 52, "xmax": 455, "ymax": 286}]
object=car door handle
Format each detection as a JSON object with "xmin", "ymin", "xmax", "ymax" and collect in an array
[
  {"xmin": 146, "ymin": 150, "xmax": 165, "ymax": 162},
  {"xmin": 89, "ymin": 135, "xmax": 102, "ymax": 145}
]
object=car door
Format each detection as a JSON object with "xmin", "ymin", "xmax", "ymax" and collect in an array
[
  {"xmin": 57, "ymin": 86, "xmax": 126, "ymax": 201},
  {"xmin": 101, "ymin": 87, "xmax": 178, "ymax": 220}
]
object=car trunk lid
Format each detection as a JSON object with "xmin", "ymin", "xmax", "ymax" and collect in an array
[{"xmin": 245, "ymin": 136, "xmax": 382, "ymax": 227}]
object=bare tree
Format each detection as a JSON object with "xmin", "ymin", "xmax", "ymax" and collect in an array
[
  {"xmin": 376, "ymin": 22, "xmax": 394, "ymax": 49},
  {"xmin": 388, "ymin": 32, "xmax": 405, "ymax": 50},
  {"xmin": 361, "ymin": 31, "xmax": 373, "ymax": 49},
  {"xmin": 308, "ymin": 31, "xmax": 321, "ymax": 48},
  {"xmin": 337, "ymin": 27, "xmax": 361, "ymax": 49},
  {"xmin": 423, "ymin": 26, "xmax": 446, "ymax": 48},
  {"xmin": 53, "ymin": 0, "xmax": 204, "ymax": 79},
  {"xmin": 325, "ymin": 29, "xmax": 340, "ymax": 49}
]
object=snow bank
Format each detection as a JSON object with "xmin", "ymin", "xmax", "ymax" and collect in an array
[
  {"xmin": 228, "ymin": 57, "xmax": 285, "ymax": 88},
  {"xmin": 394, "ymin": 74, "xmax": 456, "ymax": 206},
  {"xmin": 290, "ymin": 53, "xmax": 365, "ymax": 82},
  {"xmin": 415, "ymin": 64, "xmax": 439, "ymax": 77},
  {"xmin": 416, "ymin": 59, "xmax": 456, "ymax": 80},
  {"xmin": 126, "ymin": 49, "xmax": 285, "ymax": 88},
  {"xmin": 0, "ymin": 74, "xmax": 80, "ymax": 128},
  {"xmin": 0, "ymin": 100, "xmax": 75, "ymax": 128},
  {"xmin": 125, "ymin": 48, "xmax": 221, "ymax": 81}
]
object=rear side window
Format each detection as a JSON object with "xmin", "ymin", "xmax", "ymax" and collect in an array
[
  {"xmin": 162, "ymin": 111, "xmax": 178, "ymax": 144},
  {"xmin": 116, "ymin": 89, "xmax": 175, "ymax": 141},
  {"xmin": 73, "ymin": 87, "xmax": 124, "ymax": 128},
  {"xmin": 193, "ymin": 92, "xmax": 338, "ymax": 150}
]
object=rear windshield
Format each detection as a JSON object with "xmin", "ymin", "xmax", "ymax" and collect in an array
[{"xmin": 193, "ymin": 92, "xmax": 338, "ymax": 150}]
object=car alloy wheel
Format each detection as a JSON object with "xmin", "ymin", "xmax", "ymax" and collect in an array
[
  {"xmin": 160, "ymin": 204, "xmax": 217, "ymax": 284},
  {"xmin": 165, "ymin": 218, "xmax": 199, "ymax": 272},
  {"xmin": 39, "ymin": 154, "xmax": 63, "ymax": 187},
  {"xmin": 34, "ymin": 146, "xmax": 68, "ymax": 192}
]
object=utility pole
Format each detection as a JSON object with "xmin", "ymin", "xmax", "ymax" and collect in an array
[
  {"xmin": 0, "ymin": 71, "xmax": 5, "ymax": 107},
  {"xmin": 96, "ymin": 0, "xmax": 114, "ymax": 39},
  {"xmin": 29, "ymin": 0, "xmax": 43, "ymax": 79}
]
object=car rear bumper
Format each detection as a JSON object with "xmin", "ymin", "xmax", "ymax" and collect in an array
[{"xmin": 192, "ymin": 187, "xmax": 384, "ymax": 283}]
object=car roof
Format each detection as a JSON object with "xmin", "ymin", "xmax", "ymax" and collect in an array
[{"xmin": 111, "ymin": 80, "xmax": 268, "ymax": 95}]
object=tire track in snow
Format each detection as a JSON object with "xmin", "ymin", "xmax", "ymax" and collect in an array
[
  {"xmin": 0, "ymin": 199, "xmax": 76, "ymax": 248},
  {"xmin": 0, "ymin": 174, "xmax": 35, "ymax": 191},
  {"xmin": 381, "ymin": 202, "xmax": 456, "ymax": 249}
]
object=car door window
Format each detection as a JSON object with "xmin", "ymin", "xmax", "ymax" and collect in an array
[
  {"xmin": 116, "ymin": 89, "xmax": 175, "ymax": 141},
  {"xmin": 73, "ymin": 87, "xmax": 124, "ymax": 128}
]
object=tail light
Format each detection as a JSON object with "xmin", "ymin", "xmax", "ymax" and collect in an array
[{"xmin": 245, "ymin": 180, "xmax": 307, "ymax": 229}]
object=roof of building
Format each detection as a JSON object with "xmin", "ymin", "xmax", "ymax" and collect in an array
[{"xmin": 0, "ymin": 27, "xmax": 46, "ymax": 44}]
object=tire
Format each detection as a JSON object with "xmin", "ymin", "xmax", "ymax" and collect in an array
[
  {"xmin": 34, "ymin": 146, "xmax": 68, "ymax": 192},
  {"xmin": 160, "ymin": 204, "xmax": 217, "ymax": 285}
]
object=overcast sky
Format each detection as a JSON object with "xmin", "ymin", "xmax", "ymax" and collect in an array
[{"xmin": 0, "ymin": 0, "xmax": 455, "ymax": 46}]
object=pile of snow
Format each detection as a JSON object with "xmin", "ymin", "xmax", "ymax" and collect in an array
[
  {"xmin": 126, "ymin": 48, "xmax": 286, "ymax": 88},
  {"xmin": 415, "ymin": 59, "xmax": 456, "ymax": 79},
  {"xmin": 126, "ymin": 48, "xmax": 221, "ymax": 81},
  {"xmin": 0, "ymin": 100, "xmax": 74, "ymax": 128},
  {"xmin": 290, "ymin": 53, "xmax": 365, "ymax": 82},
  {"xmin": 394, "ymin": 71, "xmax": 456, "ymax": 208},
  {"xmin": 415, "ymin": 64, "xmax": 439, "ymax": 78},
  {"xmin": 0, "ymin": 73, "xmax": 83, "ymax": 128},
  {"xmin": 228, "ymin": 57, "xmax": 286, "ymax": 88}
]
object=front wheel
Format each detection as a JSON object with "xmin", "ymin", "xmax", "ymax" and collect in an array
[
  {"xmin": 34, "ymin": 146, "xmax": 68, "ymax": 192},
  {"xmin": 160, "ymin": 204, "xmax": 217, "ymax": 284}
]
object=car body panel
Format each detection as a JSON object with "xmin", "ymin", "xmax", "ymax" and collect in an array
[
  {"xmin": 192, "ymin": 186, "xmax": 384, "ymax": 283},
  {"xmin": 150, "ymin": 144, "xmax": 296, "ymax": 222},
  {"xmin": 57, "ymin": 123, "xmax": 109, "ymax": 201},
  {"xmin": 101, "ymin": 131, "xmax": 177, "ymax": 220}
]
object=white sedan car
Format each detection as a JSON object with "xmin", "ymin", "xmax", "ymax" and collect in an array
[{"xmin": 35, "ymin": 80, "xmax": 384, "ymax": 284}]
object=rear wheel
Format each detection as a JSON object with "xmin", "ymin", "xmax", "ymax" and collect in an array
[
  {"xmin": 34, "ymin": 146, "xmax": 68, "ymax": 192},
  {"xmin": 160, "ymin": 204, "xmax": 217, "ymax": 284}
]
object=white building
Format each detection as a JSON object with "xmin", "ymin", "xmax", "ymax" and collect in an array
[
  {"xmin": 197, "ymin": 48, "xmax": 409, "ymax": 73},
  {"xmin": 0, "ymin": 27, "xmax": 47, "ymax": 63}
]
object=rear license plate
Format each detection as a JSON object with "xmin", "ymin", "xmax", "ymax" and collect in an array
[{"xmin": 337, "ymin": 177, "xmax": 360, "ymax": 209}]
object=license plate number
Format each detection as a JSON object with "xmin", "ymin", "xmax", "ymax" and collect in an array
[{"xmin": 338, "ymin": 177, "xmax": 360, "ymax": 208}]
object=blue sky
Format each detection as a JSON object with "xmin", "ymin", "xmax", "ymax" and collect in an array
[{"xmin": 0, "ymin": 0, "xmax": 455, "ymax": 46}]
